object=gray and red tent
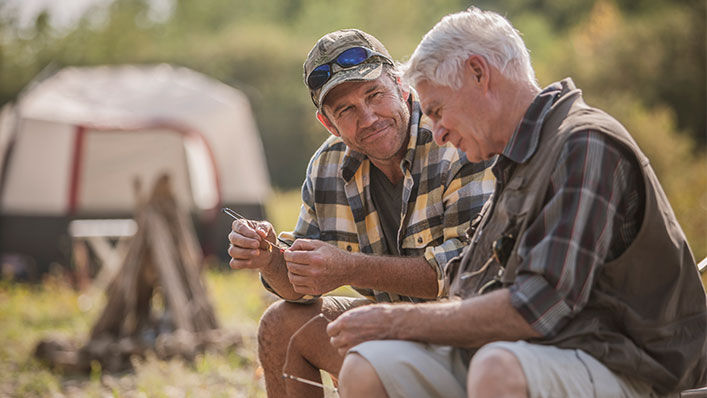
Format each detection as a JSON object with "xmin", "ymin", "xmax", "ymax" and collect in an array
[{"xmin": 0, "ymin": 64, "xmax": 272, "ymax": 274}]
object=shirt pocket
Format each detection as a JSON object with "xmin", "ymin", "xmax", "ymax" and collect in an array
[
  {"xmin": 401, "ymin": 203, "xmax": 444, "ymax": 251},
  {"xmin": 335, "ymin": 241, "xmax": 360, "ymax": 253},
  {"xmin": 401, "ymin": 221, "xmax": 442, "ymax": 252}
]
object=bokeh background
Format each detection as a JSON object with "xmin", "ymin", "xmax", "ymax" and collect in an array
[
  {"xmin": 0, "ymin": 0, "xmax": 705, "ymax": 396},
  {"xmin": 4, "ymin": 0, "xmax": 704, "ymax": 254}
]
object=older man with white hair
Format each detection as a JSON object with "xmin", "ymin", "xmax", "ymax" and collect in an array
[{"xmin": 325, "ymin": 7, "xmax": 707, "ymax": 398}]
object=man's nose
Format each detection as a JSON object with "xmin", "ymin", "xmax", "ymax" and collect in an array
[
  {"xmin": 358, "ymin": 105, "xmax": 377, "ymax": 128},
  {"xmin": 432, "ymin": 123, "xmax": 449, "ymax": 146}
]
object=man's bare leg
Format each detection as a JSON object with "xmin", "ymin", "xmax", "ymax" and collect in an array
[
  {"xmin": 338, "ymin": 353, "xmax": 389, "ymax": 398},
  {"xmin": 258, "ymin": 297, "xmax": 359, "ymax": 397},
  {"xmin": 467, "ymin": 347, "xmax": 528, "ymax": 398}
]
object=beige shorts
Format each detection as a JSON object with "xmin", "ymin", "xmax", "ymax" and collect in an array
[
  {"xmin": 321, "ymin": 295, "xmax": 371, "ymax": 314},
  {"xmin": 351, "ymin": 340, "xmax": 668, "ymax": 398}
]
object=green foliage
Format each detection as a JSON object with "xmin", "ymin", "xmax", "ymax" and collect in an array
[
  {"xmin": 557, "ymin": 0, "xmax": 706, "ymax": 145},
  {"xmin": 531, "ymin": 0, "xmax": 706, "ymax": 258},
  {"xmin": 0, "ymin": 0, "xmax": 704, "ymax": 253},
  {"xmin": 267, "ymin": 189, "xmax": 305, "ymax": 233}
]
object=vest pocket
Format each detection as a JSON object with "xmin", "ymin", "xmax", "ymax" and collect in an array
[
  {"xmin": 451, "ymin": 259, "xmax": 503, "ymax": 298},
  {"xmin": 450, "ymin": 217, "xmax": 524, "ymax": 298}
]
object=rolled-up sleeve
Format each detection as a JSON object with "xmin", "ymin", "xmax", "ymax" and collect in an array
[{"xmin": 427, "ymin": 157, "xmax": 495, "ymax": 297}]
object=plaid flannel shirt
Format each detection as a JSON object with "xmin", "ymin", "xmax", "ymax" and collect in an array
[
  {"xmin": 498, "ymin": 82, "xmax": 643, "ymax": 336},
  {"xmin": 266, "ymin": 99, "xmax": 495, "ymax": 303}
]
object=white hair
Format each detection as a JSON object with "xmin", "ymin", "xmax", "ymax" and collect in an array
[{"xmin": 403, "ymin": 7, "xmax": 539, "ymax": 90}]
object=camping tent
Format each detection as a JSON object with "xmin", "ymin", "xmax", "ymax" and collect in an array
[{"xmin": 0, "ymin": 64, "xmax": 272, "ymax": 274}]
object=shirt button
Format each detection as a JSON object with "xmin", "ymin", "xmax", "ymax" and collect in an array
[
  {"xmin": 346, "ymin": 245, "xmax": 352, "ymax": 252},
  {"xmin": 417, "ymin": 237, "xmax": 423, "ymax": 243}
]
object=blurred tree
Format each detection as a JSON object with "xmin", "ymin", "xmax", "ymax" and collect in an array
[
  {"xmin": 547, "ymin": 0, "xmax": 707, "ymax": 258},
  {"xmin": 0, "ymin": 0, "xmax": 704, "ymax": 256},
  {"xmin": 573, "ymin": 0, "xmax": 705, "ymax": 145}
]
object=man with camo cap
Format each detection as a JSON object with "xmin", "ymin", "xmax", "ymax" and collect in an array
[{"xmin": 227, "ymin": 28, "xmax": 494, "ymax": 397}]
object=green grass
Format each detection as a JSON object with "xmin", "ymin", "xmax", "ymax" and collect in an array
[
  {"xmin": 0, "ymin": 270, "xmax": 275, "ymax": 397},
  {"xmin": 0, "ymin": 188, "xmax": 364, "ymax": 396},
  {"xmin": 0, "ymin": 190, "xmax": 306, "ymax": 397},
  {"xmin": 3, "ymin": 187, "xmax": 704, "ymax": 397}
]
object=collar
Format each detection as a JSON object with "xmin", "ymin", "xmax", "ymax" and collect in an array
[{"xmin": 500, "ymin": 81, "xmax": 564, "ymax": 164}]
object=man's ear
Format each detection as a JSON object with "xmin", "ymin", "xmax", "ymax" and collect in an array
[
  {"xmin": 396, "ymin": 77, "xmax": 411, "ymax": 102},
  {"xmin": 316, "ymin": 111, "xmax": 340, "ymax": 137},
  {"xmin": 466, "ymin": 55, "xmax": 490, "ymax": 91}
]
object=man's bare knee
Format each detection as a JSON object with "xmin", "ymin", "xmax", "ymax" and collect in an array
[
  {"xmin": 258, "ymin": 300, "xmax": 320, "ymax": 346},
  {"xmin": 258, "ymin": 300, "xmax": 321, "ymax": 363},
  {"xmin": 339, "ymin": 353, "xmax": 388, "ymax": 398},
  {"xmin": 257, "ymin": 300, "xmax": 287, "ymax": 352},
  {"xmin": 467, "ymin": 346, "xmax": 527, "ymax": 398}
]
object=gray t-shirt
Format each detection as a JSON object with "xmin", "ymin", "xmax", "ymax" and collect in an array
[{"xmin": 369, "ymin": 165, "xmax": 404, "ymax": 256}]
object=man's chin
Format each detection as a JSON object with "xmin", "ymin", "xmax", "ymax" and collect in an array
[
  {"xmin": 361, "ymin": 125, "xmax": 392, "ymax": 145},
  {"xmin": 463, "ymin": 150, "xmax": 484, "ymax": 163}
]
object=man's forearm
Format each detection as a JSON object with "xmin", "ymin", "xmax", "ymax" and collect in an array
[
  {"xmin": 391, "ymin": 289, "xmax": 541, "ymax": 347},
  {"xmin": 260, "ymin": 251, "xmax": 305, "ymax": 301},
  {"xmin": 347, "ymin": 254, "xmax": 439, "ymax": 299}
]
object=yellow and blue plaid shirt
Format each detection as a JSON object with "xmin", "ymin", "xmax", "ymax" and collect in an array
[{"xmin": 271, "ymin": 99, "xmax": 495, "ymax": 303}]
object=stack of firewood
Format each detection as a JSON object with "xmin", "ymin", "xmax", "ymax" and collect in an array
[{"xmin": 35, "ymin": 175, "xmax": 241, "ymax": 372}]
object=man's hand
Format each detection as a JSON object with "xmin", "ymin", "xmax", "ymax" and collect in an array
[
  {"xmin": 283, "ymin": 239, "xmax": 353, "ymax": 295},
  {"xmin": 326, "ymin": 304, "xmax": 407, "ymax": 356},
  {"xmin": 228, "ymin": 219, "xmax": 278, "ymax": 270}
]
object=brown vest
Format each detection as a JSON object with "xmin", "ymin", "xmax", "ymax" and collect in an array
[{"xmin": 448, "ymin": 79, "xmax": 707, "ymax": 393}]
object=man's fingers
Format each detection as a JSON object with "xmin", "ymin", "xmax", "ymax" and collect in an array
[
  {"xmin": 326, "ymin": 308, "xmax": 369, "ymax": 337},
  {"xmin": 282, "ymin": 249, "xmax": 319, "ymax": 264},
  {"xmin": 288, "ymin": 238, "xmax": 322, "ymax": 251},
  {"xmin": 329, "ymin": 333, "xmax": 353, "ymax": 356},
  {"xmin": 284, "ymin": 262, "xmax": 315, "ymax": 277},
  {"xmin": 287, "ymin": 271, "xmax": 320, "ymax": 294},
  {"xmin": 287, "ymin": 272, "xmax": 317, "ymax": 293},
  {"xmin": 291, "ymin": 283, "xmax": 316, "ymax": 296},
  {"xmin": 232, "ymin": 219, "xmax": 259, "ymax": 236},
  {"xmin": 256, "ymin": 223, "xmax": 275, "ymax": 238},
  {"xmin": 232, "ymin": 219, "xmax": 275, "ymax": 246},
  {"xmin": 326, "ymin": 316, "xmax": 343, "ymax": 337},
  {"xmin": 229, "ymin": 258, "xmax": 257, "ymax": 270},
  {"xmin": 228, "ymin": 229, "xmax": 262, "ymax": 250},
  {"xmin": 287, "ymin": 272, "xmax": 308, "ymax": 285},
  {"xmin": 228, "ymin": 244, "xmax": 259, "ymax": 260}
]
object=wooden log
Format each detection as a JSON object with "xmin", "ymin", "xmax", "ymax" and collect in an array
[
  {"xmin": 52, "ymin": 174, "xmax": 229, "ymax": 374},
  {"xmin": 90, "ymin": 213, "xmax": 147, "ymax": 339},
  {"xmin": 146, "ymin": 209, "xmax": 193, "ymax": 332},
  {"xmin": 34, "ymin": 337, "xmax": 88, "ymax": 372}
]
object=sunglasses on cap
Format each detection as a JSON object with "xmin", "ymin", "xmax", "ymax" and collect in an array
[{"xmin": 307, "ymin": 46, "xmax": 391, "ymax": 90}]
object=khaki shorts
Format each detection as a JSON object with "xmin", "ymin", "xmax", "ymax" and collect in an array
[
  {"xmin": 322, "ymin": 295, "xmax": 371, "ymax": 313},
  {"xmin": 351, "ymin": 340, "xmax": 668, "ymax": 398}
]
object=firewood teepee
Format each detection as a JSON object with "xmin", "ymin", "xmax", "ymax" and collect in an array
[
  {"xmin": 36, "ymin": 175, "xmax": 238, "ymax": 372},
  {"xmin": 91, "ymin": 174, "xmax": 218, "ymax": 338}
]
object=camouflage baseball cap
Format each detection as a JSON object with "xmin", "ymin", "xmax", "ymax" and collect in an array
[{"xmin": 304, "ymin": 29, "xmax": 393, "ymax": 110}]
